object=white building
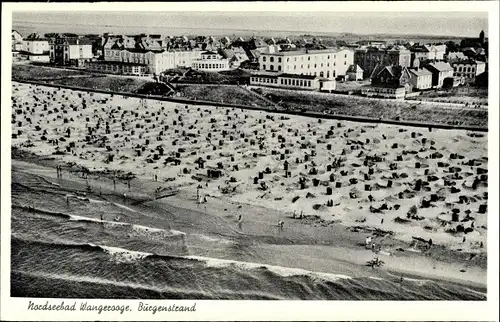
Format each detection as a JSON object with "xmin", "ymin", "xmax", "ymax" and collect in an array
[
  {"xmin": 191, "ymin": 51, "xmax": 231, "ymax": 72},
  {"xmin": 258, "ymin": 48, "xmax": 354, "ymax": 80},
  {"xmin": 50, "ymin": 37, "xmax": 93, "ymax": 66},
  {"xmin": 12, "ymin": 30, "xmax": 23, "ymax": 52},
  {"xmin": 425, "ymin": 44, "xmax": 447, "ymax": 61},
  {"xmin": 250, "ymin": 73, "xmax": 327, "ymax": 91},
  {"xmin": 101, "ymin": 47, "xmax": 202, "ymax": 75},
  {"xmin": 409, "ymin": 68, "xmax": 433, "ymax": 90},
  {"xmin": 22, "ymin": 37, "xmax": 51, "ymax": 62}
]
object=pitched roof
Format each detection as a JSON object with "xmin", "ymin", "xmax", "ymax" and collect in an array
[
  {"xmin": 346, "ymin": 64, "xmax": 363, "ymax": 73},
  {"xmin": 409, "ymin": 68, "xmax": 432, "ymax": 77},
  {"xmin": 427, "ymin": 61, "xmax": 453, "ymax": 72},
  {"xmin": 66, "ymin": 38, "xmax": 93, "ymax": 46},
  {"xmin": 201, "ymin": 51, "xmax": 217, "ymax": 55}
]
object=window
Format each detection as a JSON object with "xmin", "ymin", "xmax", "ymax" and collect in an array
[
  {"xmin": 459, "ymin": 67, "xmax": 463, "ymax": 72},
  {"xmin": 278, "ymin": 57, "xmax": 282, "ymax": 62},
  {"xmin": 299, "ymin": 80, "xmax": 303, "ymax": 86},
  {"xmin": 327, "ymin": 55, "xmax": 330, "ymax": 59},
  {"xmin": 278, "ymin": 66, "xmax": 281, "ymax": 71},
  {"xmin": 294, "ymin": 65, "xmax": 296, "ymax": 70},
  {"xmin": 308, "ymin": 57, "xmax": 311, "ymax": 61},
  {"xmin": 263, "ymin": 64, "xmax": 266, "ymax": 70},
  {"xmin": 345, "ymin": 54, "xmax": 347, "ymax": 58},
  {"xmin": 270, "ymin": 65, "xmax": 274, "ymax": 71},
  {"xmin": 270, "ymin": 57, "xmax": 274, "ymax": 62},
  {"xmin": 263, "ymin": 57, "xmax": 267, "ymax": 62},
  {"xmin": 281, "ymin": 79, "xmax": 284, "ymax": 84},
  {"xmin": 327, "ymin": 71, "xmax": 330, "ymax": 78},
  {"xmin": 308, "ymin": 81, "xmax": 311, "ymax": 87},
  {"xmin": 344, "ymin": 61, "xmax": 347, "ymax": 65},
  {"xmin": 314, "ymin": 64, "xmax": 317, "ymax": 68},
  {"xmin": 321, "ymin": 63, "xmax": 323, "ymax": 67}
]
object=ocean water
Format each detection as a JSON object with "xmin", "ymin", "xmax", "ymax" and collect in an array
[{"xmin": 11, "ymin": 168, "xmax": 486, "ymax": 300}]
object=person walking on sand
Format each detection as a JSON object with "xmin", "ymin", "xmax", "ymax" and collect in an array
[{"xmin": 65, "ymin": 194, "xmax": 69, "ymax": 206}]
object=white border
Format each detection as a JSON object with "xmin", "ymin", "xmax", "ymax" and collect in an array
[{"xmin": 1, "ymin": 2, "xmax": 499, "ymax": 321}]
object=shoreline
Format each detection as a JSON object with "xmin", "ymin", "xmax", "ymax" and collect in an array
[{"xmin": 10, "ymin": 151, "xmax": 487, "ymax": 291}]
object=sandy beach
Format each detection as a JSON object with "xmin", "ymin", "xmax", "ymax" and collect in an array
[{"xmin": 10, "ymin": 81, "xmax": 488, "ymax": 297}]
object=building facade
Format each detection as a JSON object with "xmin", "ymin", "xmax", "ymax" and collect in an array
[
  {"xmin": 102, "ymin": 47, "xmax": 202, "ymax": 74},
  {"xmin": 191, "ymin": 51, "xmax": 231, "ymax": 71},
  {"xmin": 12, "ymin": 30, "xmax": 23, "ymax": 51},
  {"xmin": 249, "ymin": 73, "xmax": 328, "ymax": 91},
  {"xmin": 354, "ymin": 46, "xmax": 411, "ymax": 78},
  {"xmin": 361, "ymin": 86, "xmax": 406, "ymax": 100},
  {"xmin": 87, "ymin": 61, "xmax": 148, "ymax": 76},
  {"xmin": 258, "ymin": 49, "xmax": 354, "ymax": 80},
  {"xmin": 50, "ymin": 37, "xmax": 93, "ymax": 66},
  {"xmin": 450, "ymin": 59, "xmax": 486, "ymax": 84},
  {"xmin": 425, "ymin": 62, "xmax": 454, "ymax": 88},
  {"xmin": 346, "ymin": 64, "xmax": 364, "ymax": 81},
  {"xmin": 409, "ymin": 68, "xmax": 433, "ymax": 90}
]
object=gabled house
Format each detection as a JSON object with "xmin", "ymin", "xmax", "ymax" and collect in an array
[
  {"xmin": 425, "ymin": 61, "xmax": 454, "ymax": 88},
  {"xmin": 12, "ymin": 30, "xmax": 23, "ymax": 51},
  {"xmin": 346, "ymin": 64, "xmax": 363, "ymax": 81},
  {"xmin": 370, "ymin": 64, "xmax": 413, "ymax": 93},
  {"xmin": 409, "ymin": 68, "xmax": 433, "ymax": 90},
  {"xmin": 22, "ymin": 33, "xmax": 51, "ymax": 62},
  {"xmin": 425, "ymin": 44, "xmax": 446, "ymax": 60},
  {"xmin": 50, "ymin": 36, "xmax": 93, "ymax": 66}
]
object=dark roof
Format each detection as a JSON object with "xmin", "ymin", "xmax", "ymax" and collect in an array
[
  {"xmin": 280, "ymin": 73, "xmax": 320, "ymax": 80},
  {"xmin": 90, "ymin": 61, "xmax": 147, "ymax": 67},
  {"xmin": 201, "ymin": 51, "xmax": 217, "ymax": 55},
  {"xmin": 125, "ymin": 48, "xmax": 164, "ymax": 54},
  {"xmin": 65, "ymin": 38, "xmax": 93, "ymax": 46}
]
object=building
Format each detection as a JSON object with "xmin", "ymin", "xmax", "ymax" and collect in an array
[
  {"xmin": 87, "ymin": 61, "xmax": 148, "ymax": 76},
  {"xmin": 409, "ymin": 68, "xmax": 433, "ymax": 90},
  {"xmin": 249, "ymin": 73, "xmax": 331, "ymax": 91},
  {"xmin": 50, "ymin": 37, "xmax": 93, "ymax": 66},
  {"xmin": 425, "ymin": 44, "xmax": 446, "ymax": 60},
  {"xmin": 361, "ymin": 85, "xmax": 406, "ymax": 100},
  {"xmin": 191, "ymin": 51, "xmax": 231, "ymax": 71},
  {"xmin": 102, "ymin": 47, "xmax": 202, "ymax": 75},
  {"xmin": 450, "ymin": 59, "xmax": 486, "ymax": 84},
  {"xmin": 354, "ymin": 46, "xmax": 411, "ymax": 78},
  {"xmin": 370, "ymin": 64, "xmax": 413, "ymax": 93},
  {"xmin": 12, "ymin": 30, "xmax": 23, "ymax": 52},
  {"xmin": 447, "ymin": 52, "xmax": 466, "ymax": 61},
  {"xmin": 258, "ymin": 48, "xmax": 354, "ymax": 80},
  {"xmin": 425, "ymin": 62, "xmax": 454, "ymax": 88},
  {"xmin": 410, "ymin": 45, "xmax": 431, "ymax": 63},
  {"xmin": 346, "ymin": 64, "xmax": 363, "ymax": 81},
  {"xmin": 22, "ymin": 33, "xmax": 50, "ymax": 62}
]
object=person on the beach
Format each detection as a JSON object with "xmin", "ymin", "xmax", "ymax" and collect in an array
[
  {"xmin": 238, "ymin": 214, "xmax": 242, "ymax": 222},
  {"xmin": 381, "ymin": 218, "xmax": 384, "ymax": 225},
  {"xmin": 65, "ymin": 194, "xmax": 69, "ymax": 205},
  {"xmin": 100, "ymin": 214, "xmax": 103, "ymax": 222},
  {"xmin": 428, "ymin": 238, "xmax": 433, "ymax": 248}
]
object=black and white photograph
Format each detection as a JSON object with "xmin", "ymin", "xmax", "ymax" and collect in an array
[{"xmin": 1, "ymin": 1, "xmax": 499, "ymax": 321}]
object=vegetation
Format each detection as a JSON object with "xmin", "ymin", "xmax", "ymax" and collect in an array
[
  {"xmin": 46, "ymin": 76, "xmax": 149, "ymax": 93},
  {"xmin": 175, "ymin": 84, "xmax": 272, "ymax": 107},
  {"xmin": 12, "ymin": 64, "xmax": 91, "ymax": 80}
]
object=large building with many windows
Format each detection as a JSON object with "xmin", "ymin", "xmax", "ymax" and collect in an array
[
  {"xmin": 191, "ymin": 51, "xmax": 231, "ymax": 71},
  {"xmin": 249, "ymin": 73, "xmax": 335, "ymax": 91},
  {"xmin": 100, "ymin": 47, "xmax": 202, "ymax": 75},
  {"xmin": 450, "ymin": 59, "xmax": 486, "ymax": 84},
  {"xmin": 257, "ymin": 49, "xmax": 354, "ymax": 80}
]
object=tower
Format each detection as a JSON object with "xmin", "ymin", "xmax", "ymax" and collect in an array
[{"xmin": 479, "ymin": 30, "xmax": 485, "ymax": 44}]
